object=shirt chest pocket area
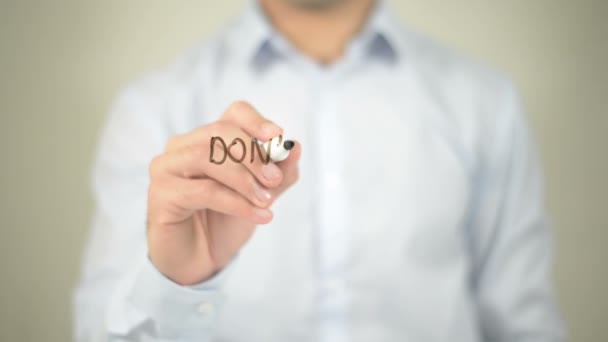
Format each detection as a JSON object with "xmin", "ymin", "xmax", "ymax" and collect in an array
[{"xmin": 344, "ymin": 120, "xmax": 471, "ymax": 269}]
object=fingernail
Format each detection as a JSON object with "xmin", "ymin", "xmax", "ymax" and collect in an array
[
  {"xmin": 262, "ymin": 163, "xmax": 281, "ymax": 181},
  {"xmin": 260, "ymin": 122, "xmax": 280, "ymax": 137},
  {"xmin": 254, "ymin": 208, "xmax": 272, "ymax": 220},
  {"xmin": 254, "ymin": 183, "xmax": 272, "ymax": 204}
]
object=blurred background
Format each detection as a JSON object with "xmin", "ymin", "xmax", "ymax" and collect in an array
[{"xmin": 0, "ymin": 0, "xmax": 606, "ymax": 341}]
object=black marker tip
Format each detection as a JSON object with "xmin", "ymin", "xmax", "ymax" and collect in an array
[{"xmin": 283, "ymin": 140, "xmax": 295, "ymax": 150}]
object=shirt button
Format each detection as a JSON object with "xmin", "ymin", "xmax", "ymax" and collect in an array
[{"xmin": 197, "ymin": 302, "xmax": 215, "ymax": 316}]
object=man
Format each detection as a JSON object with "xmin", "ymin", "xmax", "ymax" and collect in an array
[{"xmin": 74, "ymin": 0, "xmax": 565, "ymax": 340}]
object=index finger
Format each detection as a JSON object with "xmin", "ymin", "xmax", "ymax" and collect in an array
[{"xmin": 221, "ymin": 100, "xmax": 283, "ymax": 141}]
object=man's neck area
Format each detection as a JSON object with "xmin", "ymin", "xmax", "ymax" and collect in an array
[{"xmin": 259, "ymin": 0, "xmax": 376, "ymax": 65}]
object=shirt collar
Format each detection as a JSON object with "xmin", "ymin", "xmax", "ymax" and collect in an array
[
  {"xmin": 234, "ymin": 0, "xmax": 404, "ymax": 69},
  {"xmin": 344, "ymin": 0, "xmax": 402, "ymax": 65}
]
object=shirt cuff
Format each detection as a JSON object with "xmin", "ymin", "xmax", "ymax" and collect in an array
[{"xmin": 126, "ymin": 256, "xmax": 227, "ymax": 338}]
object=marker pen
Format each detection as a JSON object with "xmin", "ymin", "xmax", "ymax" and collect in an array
[{"xmin": 259, "ymin": 135, "xmax": 294, "ymax": 162}]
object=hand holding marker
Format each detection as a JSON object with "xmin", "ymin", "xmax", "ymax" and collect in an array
[{"xmin": 146, "ymin": 100, "xmax": 301, "ymax": 286}]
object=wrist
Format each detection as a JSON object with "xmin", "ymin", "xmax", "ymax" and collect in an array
[{"xmin": 148, "ymin": 248, "xmax": 216, "ymax": 286}]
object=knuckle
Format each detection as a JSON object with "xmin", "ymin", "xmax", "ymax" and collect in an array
[
  {"xmin": 166, "ymin": 186, "xmax": 191, "ymax": 210},
  {"xmin": 150, "ymin": 184, "xmax": 176, "ymax": 211},
  {"xmin": 208, "ymin": 120, "xmax": 229, "ymax": 137},
  {"xmin": 160, "ymin": 185, "xmax": 178, "ymax": 203},
  {"xmin": 179, "ymin": 184, "xmax": 196, "ymax": 203},
  {"xmin": 166, "ymin": 134, "xmax": 183, "ymax": 151},
  {"xmin": 154, "ymin": 211, "xmax": 175, "ymax": 226},
  {"xmin": 149, "ymin": 155, "xmax": 164, "ymax": 176},
  {"xmin": 147, "ymin": 182, "xmax": 185, "ymax": 225},
  {"xmin": 147, "ymin": 183, "xmax": 161, "ymax": 202},
  {"xmin": 226, "ymin": 100, "xmax": 252, "ymax": 117},
  {"xmin": 198, "ymin": 178, "xmax": 217, "ymax": 202},
  {"xmin": 179, "ymin": 145, "xmax": 200, "ymax": 178}
]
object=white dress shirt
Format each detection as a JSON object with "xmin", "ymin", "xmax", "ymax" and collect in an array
[{"xmin": 74, "ymin": 1, "xmax": 565, "ymax": 341}]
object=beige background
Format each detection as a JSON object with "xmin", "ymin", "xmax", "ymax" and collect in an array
[{"xmin": 0, "ymin": 0, "xmax": 606, "ymax": 341}]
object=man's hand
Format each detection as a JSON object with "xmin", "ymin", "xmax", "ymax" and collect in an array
[{"xmin": 146, "ymin": 101, "xmax": 301, "ymax": 285}]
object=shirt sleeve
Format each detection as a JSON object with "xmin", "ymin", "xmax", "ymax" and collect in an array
[
  {"xmin": 125, "ymin": 256, "xmax": 227, "ymax": 338},
  {"xmin": 468, "ymin": 79, "xmax": 566, "ymax": 342},
  {"xmin": 72, "ymin": 79, "xmax": 225, "ymax": 341}
]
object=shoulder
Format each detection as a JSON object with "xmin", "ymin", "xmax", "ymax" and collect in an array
[
  {"xmin": 397, "ymin": 24, "xmax": 517, "ymax": 110},
  {"xmin": 392, "ymin": 23, "xmax": 527, "ymax": 164},
  {"xmin": 108, "ymin": 16, "xmax": 245, "ymax": 134},
  {"xmin": 119, "ymin": 25, "xmax": 232, "ymax": 105}
]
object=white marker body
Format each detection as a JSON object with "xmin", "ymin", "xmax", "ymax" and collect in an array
[{"xmin": 259, "ymin": 136, "xmax": 291, "ymax": 162}]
